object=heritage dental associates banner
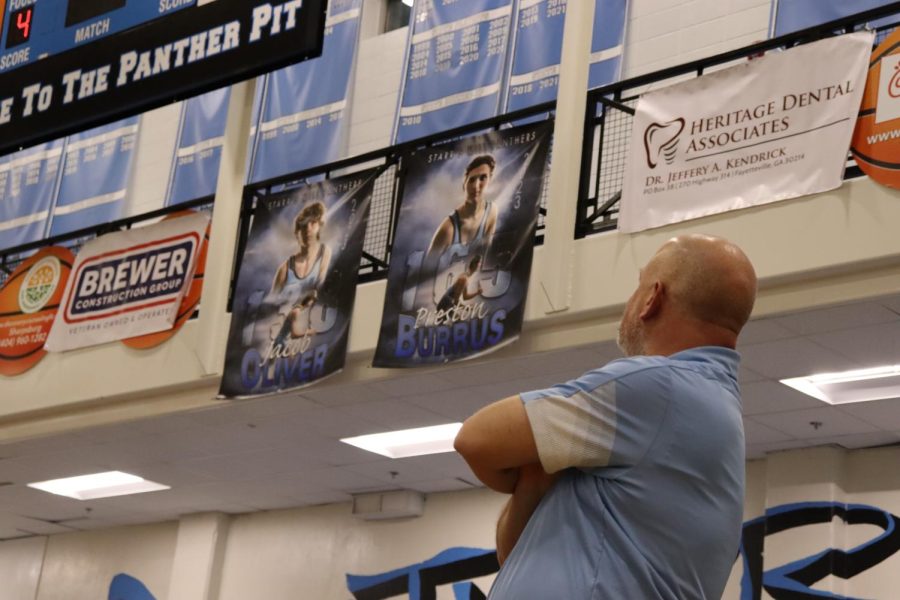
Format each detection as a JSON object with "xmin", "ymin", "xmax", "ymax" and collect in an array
[
  {"xmin": 219, "ymin": 170, "xmax": 375, "ymax": 398},
  {"xmin": 393, "ymin": 0, "xmax": 514, "ymax": 144},
  {"xmin": 249, "ymin": 0, "xmax": 363, "ymax": 183},
  {"xmin": 0, "ymin": 247, "xmax": 74, "ymax": 376},
  {"xmin": 618, "ymin": 31, "xmax": 873, "ymax": 234},
  {"xmin": 44, "ymin": 211, "xmax": 209, "ymax": 352},
  {"xmin": 504, "ymin": 0, "xmax": 627, "ymax": 113},
  {"xmin": 851, "ymin": 27, "xmax": 900, "ymax": 189},
  {"xmin": 166, "ymin": 88, "xmax": 230, "ymax": 206},
  {"xmin": 373, "ymin": 120, "xmax": 552, "ymax": 367},
  {"xmin": 48, "ymin": 117, "xmax": 139, "ymax": 237},
  {"xmin": 771, "ymin": 0, "xmax": 898, "ymax": 36},
  {"xmin": 0, "ymin": 139, "xmax": 64, "ymax": 252}
]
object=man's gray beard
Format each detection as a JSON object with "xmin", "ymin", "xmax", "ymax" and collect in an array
[{"xmin": 616, "ymin": 322, "xmax": 644, "ymax": 357}]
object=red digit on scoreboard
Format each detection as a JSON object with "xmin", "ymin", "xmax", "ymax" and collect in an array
[{"xmin": 6, "ymin": 6, "xmax": 33, "ymax": 48}]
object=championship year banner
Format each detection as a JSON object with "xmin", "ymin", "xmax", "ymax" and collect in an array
[
  {"xmin": 0, "ymin": 139, "xmax": 64, "ymax": 252},
  {"xmin": 167, "ymin": 88, "xmax": 231, "ymax": 206},
  {"xmin": 619, "ymin": 32, "xmax": 872, "ymax": 233},
  {"xmin": 504, "ymin": 0, "xmax": 627, "ymax": 113},
  {"xmin": 771, "ymin": 0, "xmax": 898, "ymax": 37},
  {"xmin": 48, "ymin": 117, "xmax": 139, "ymax": 237},
  {"xmin": 45, "ymin": 211, "xmax": 209, "ymax": 352},
  {"xmin": 0, "ymin": 0, "xmax": 327, "ymax": 157},
  {"xmin": 373, "ymin": 120, "xmax": 552, "ymax": 367},
  {"xmin": 393, "ymin": 0, "xmax": 514, "ymax": 144},
  {"xmin": 219, "ymin": 169, "xmax": 375, "ymax": 398},
  {"xmin": 249, "ymin": 0, "xmax": 363, "ymax": 183}
]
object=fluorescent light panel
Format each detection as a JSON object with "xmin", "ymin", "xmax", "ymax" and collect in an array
[
  {"xmin": 27, "ymin": 471, "xmax": 170, "ymax": 500},
  {"xmin": 341, "ymin": 423, "xmax": 462, "ymax": 458},
  {"xmin": 780, "ymin": 365, "xmax": 900, "ymax": 405}
]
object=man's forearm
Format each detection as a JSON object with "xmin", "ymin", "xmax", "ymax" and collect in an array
[{"xmin": 495, "ymin": 464, "xmax": 558, "ymax": 565}]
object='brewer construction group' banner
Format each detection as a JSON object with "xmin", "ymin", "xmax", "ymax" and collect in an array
[
  {"xmin": 45, "ymin": 212, "xmax": 209, "ymax": 351},
  {"xmin": 219, "ymin": 170, "xmax": 375, "ymax": 398},
  {"xmin": 374, "ymin": 120, "xmax": 552, "ymax": 367},
  {"xmin": 619, "ymin": 32, "xmax": 872, "ymax": 233}
]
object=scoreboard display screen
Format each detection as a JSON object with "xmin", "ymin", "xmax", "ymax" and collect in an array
[
  {"xmin": 0, "ymin": 0, "xmax": 327, "ymax": 156},
  {"xmin": 0, "ymin": 0, "xmax": 195, "ymax": 72}
]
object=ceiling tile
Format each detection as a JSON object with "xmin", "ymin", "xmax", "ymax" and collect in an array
[
  {"xmin": 809, "ymin": 321, "xmax": 900, "ymax": 366},
  {"xmin": 371, "ymin": 373, "xmax": 459, "ymax": 397},
  {"xmin": 743, "ymin": 417, "xmax": 795, "ymax": 444},
  {"xmin": 301, "ymin": 383, "xmax": 394, "ymax": 407},
  {"xmin": 773, "ymin": 302, "xmax": 900, "ymax": 336},
  {"xmin": 813, "ymin": 431, "xmax": 900, "ymax": 450},
  {"xmin": 337, "ymin": 400, "xmax": 449, "ymax": 430},
  {"xmin": 746, "ymin": 439, "xmax": 812, "ymax": 459},
  {"xmin": 739, "ymin": 338, "xmax": 859, "ymax": 380},
  {"xmin": 836, "ymin": 398, "xmax": 900, "ymax": 431},
  {"xmin": 738, "ymin": 318, "xmax": 797, "ymax": 345},
  {"xmin": 741, "ymin": 380, "xmax": 824, "ymax": 415},
  {"xmin": 750, "ymin": 406, "xmax": 879, "ymax": 440}
]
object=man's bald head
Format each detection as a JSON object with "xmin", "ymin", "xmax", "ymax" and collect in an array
[
  {"xmin": 647, "ymin": 234, "xmax": 757, "ymax": 335},
  {"xmin": 618, "ymin": 234, "xmax": 757, "ymax": 356}
]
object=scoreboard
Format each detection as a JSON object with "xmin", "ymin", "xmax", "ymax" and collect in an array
[
  {"xmin": 0, "ymin": 0, "xmax": 195, "ymax": 73},
  {"xmin": 0, "ymin": 0, "xmax": 326, "ymax": 156}
]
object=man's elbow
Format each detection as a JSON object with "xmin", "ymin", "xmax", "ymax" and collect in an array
[{"xmin": 453, "ymin": 421, "xmax": 478, "ymax": 461}]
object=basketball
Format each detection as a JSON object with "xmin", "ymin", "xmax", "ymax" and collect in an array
[
  {"xmin": 850, "ymin": 28, "xmax": 900, "ymax": 189},
  {"xmin": 0, "ymin": 246, "xmax": 74, "ymax": 376},
  {"xmin": 122, "ymin": 210, "xmax": 211, "ymax": 349}
]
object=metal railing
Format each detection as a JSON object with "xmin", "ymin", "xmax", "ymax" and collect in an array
[{"xmin": 576, "ymin": 2, "xmax": 900, "ymax": 238}]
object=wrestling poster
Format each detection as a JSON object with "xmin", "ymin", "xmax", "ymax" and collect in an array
[
  {"xmin": 219, "ymin": 170, "xmax": 375, "ymax": 398},
  {"xmin": 373, "ymin": 120, "xmax": 552, "ymax": 367}
]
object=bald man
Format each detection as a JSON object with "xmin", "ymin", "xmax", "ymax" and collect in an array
[{"xmin": 455, "ymin": 234, "xmax": 757, "ymax": 599}]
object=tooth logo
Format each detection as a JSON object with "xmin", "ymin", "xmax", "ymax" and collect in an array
[{"xmin": 644, "ymin": 118, "xmax": 685, "ymax": 168}]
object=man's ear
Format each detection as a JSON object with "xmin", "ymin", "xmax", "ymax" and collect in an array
[{"xmin": 639, "ymin": 281, "xmax": 664, "ymax": 320}]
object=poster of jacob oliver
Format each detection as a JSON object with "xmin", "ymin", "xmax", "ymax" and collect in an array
[
  {"xmin": 219, "ymin": 170, "xmax": 375, "ymax": 398},
  {"xmin": 373, "ymin": 120, "xmax": 552, "ymax": 367}
]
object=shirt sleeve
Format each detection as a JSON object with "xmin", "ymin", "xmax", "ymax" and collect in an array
[{"xmin": 520, "ymin": 361, "xmax": 670, "ymax": 474}]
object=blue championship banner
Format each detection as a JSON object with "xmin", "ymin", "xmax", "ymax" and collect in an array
[
  {"xmin": 166, "ymin": 88, "xmax": 231, "ymax": 206},
  {"xmin": 771, "ymin": 0, "xmax": 898, "ymax": 36},
  {"xmin": 589, "ymin": 0, "xmax": 628, "ymax": 89},
  {"xmin": 48, "ymin": 117, "xmax": 139, "ymax": 237},
  {"xmin": 249, "ymin": 0, "xmax": 363, "ymax": 183},
  {"xmin": 393, "ymin": 0, "xmax": 514, "ymax": 144},
  {"xmin": 505, "ymin": 0, "xmax": 628, "ymax": 113},
  {"xmin": 0, "ymin": 139, "xmax": 64, "ymax": 251},
  {"xmin": 373, "ymin": 120, "xmax": 552, "ymax": 367},
  {"xmin": 219, "ymin": 170, "xmax": 375, "ymax": 398}
]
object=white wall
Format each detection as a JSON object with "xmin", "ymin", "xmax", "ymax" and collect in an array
[{"xmin": 34, "ymin": 522, "xmax": 178, "ymax": 600}]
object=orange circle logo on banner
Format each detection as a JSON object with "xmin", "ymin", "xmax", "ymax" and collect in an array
[
  {"xmin": 851, "ymin": 28, "xmax": 900, "ymax": 189},
  {"xmin": 121, "ymin": 209, "xmax": 211, "ymax": 350},
  {"xmin": 0, "ymin": 246, "xmax": 74, "ymax": 376}
]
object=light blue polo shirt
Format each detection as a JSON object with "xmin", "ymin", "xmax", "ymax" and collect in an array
[{"xmin": 489, "ymin": 346, "xmax": 744, "ymax": 599}]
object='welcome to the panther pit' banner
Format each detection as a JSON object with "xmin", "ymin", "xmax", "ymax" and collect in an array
[
  {"xmin": 45, "ymin": 211, "xmax": 209, "ymax": 351},
  {"xmin": 219, "ymin": 170, "xmax": 375, "ymax": 398},
  {"xmin": 373, "ymin": 120, "xmax": 552, "ymax": 367},
  {"xmin": 619, "ymin": 32, "xmax": 872, "ymax": 233}
]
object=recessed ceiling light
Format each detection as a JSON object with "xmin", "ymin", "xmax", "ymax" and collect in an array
[
  {"xmin": 341, "ymin": 423, "xmax": 462, "ymax": 458},
  {"xmin": 27, "ymin": 471, "xmax": 170, "ymax": 500},
  {"xmin": 402, "ymin": 0, "xmax": 414, "ymax": 6},
  {"xmin": 780, "ymin": 365, "xmax": 900, "ymax": 405}
]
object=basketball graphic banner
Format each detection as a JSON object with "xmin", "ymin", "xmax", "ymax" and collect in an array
[
  {"xmin": 219, "ymin": 170, "xmax": 375, "ymax": 398},
  {"xmin": 851, "ymin": 27, "xmax": 900, "ymax": 189},
  {"xmin": 0, "ymin": 247, "xmax": 73, "ymax": 376},
  {"xmin": 45, "ymin": 212, "xmax": 209, "ymax": 351},
  {"xmin": 373, "ymin": 120, "xmax": 552, "ymax": 367},
  {"xmin": 620, "ymin": 32, "xmax": 873, "ymax": 233}
]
